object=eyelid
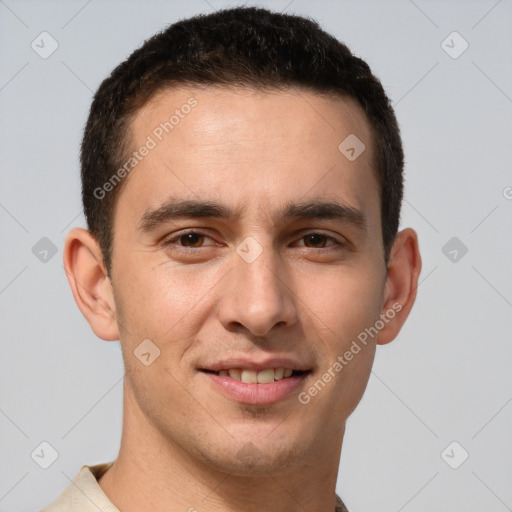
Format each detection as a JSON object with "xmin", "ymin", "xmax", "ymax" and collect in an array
[
  {"xmin": 292, "ymin": 233, "xmax": 340, "ymax": 247},
  {"xmin": 162, "ymin": 229, "xmax": 346, "ymax": 250},
  {"xmin": 163, "ymin": 229, "xmax": 218, "ymax": 247}
]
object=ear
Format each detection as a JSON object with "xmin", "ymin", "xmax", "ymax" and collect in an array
[
  {"xmin": 63, "ymin": 227, "xmax": 119, "ymax": 341},
  {"xmin": 377, "ymin": 228, "xmax": 422, "ymax": 345}
]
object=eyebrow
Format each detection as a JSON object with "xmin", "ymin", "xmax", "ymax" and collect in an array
[{"xmin": 137, "ymin": 197, "xmax": 367, "ymax": 233}]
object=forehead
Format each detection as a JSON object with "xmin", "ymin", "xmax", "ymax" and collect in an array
[
  {"xmin": 116, "ymin": 85, "xmax": 380, "ymax": 232},
  {"xmin": 138, "ymin": 85, "xmax": 374, "ymax": 158}
]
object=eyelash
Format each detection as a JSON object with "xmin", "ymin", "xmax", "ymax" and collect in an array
[{"xmin": 161, "ymin": 230, "xmax": 345, "ymax": 251}]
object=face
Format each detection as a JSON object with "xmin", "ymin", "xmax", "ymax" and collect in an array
[{"xmin": 109, "ymin": 86, "xmax": 388, "ymax": 473}]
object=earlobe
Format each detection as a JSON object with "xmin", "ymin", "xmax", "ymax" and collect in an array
[
  {"xmin": 377, "ymin": 228, "xmax": 422, "ymax": 345},
  {"xmin": 63, "ymin": 227, "xmax": 119, "ymax": 341}
]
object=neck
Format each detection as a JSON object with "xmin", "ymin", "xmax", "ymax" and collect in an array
[{"xmin": 99, "ymin": 380, "xmax": 345, "ymax": 512}]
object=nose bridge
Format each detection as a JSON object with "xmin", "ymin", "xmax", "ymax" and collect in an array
[
  {"xmin": 239, "ymin": 239, "xmax": 282, "ymax": 299},
  {"xmin": 218, "ymin": 235, "xmax": 297, "ymax": 336}
]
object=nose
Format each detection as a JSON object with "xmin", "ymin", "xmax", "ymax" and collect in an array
[{"xmin": 217, "ymin": 243, "xmax": 298, "ymax": 338}]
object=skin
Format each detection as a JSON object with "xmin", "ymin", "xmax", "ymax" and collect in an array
[{"xmin": 64, "ymin": 86, "xmax": 421, "ymax": 512}]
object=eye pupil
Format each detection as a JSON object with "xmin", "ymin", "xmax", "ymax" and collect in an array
[
  {"xmin": 305, "ymin": 234, "xmax": 326, "ymax": 247},
  {"xmin": 181, "ymin": 233, "xmax": 203, "ymax": 247}
]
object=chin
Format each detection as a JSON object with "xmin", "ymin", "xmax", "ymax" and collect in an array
[
  {"xmin": 194, "ymin": 436, "xmax": 306, "ymax": 475},
  {"xmin": 185, "ymin": 405, "xmax": 325, "ymax": 475}
]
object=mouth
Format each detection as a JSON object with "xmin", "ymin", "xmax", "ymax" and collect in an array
[
  {"xmin": 201, "ymin": 367, "xmax": 307, "ymax": 383},
  {"xmin": 199, "ymin": 366, "xmax": 311, "ymax": 405}
]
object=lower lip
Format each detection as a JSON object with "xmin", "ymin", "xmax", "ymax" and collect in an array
[{"xmin": 201, "ymin": 371, "xmax": 308, "ymax": 405}]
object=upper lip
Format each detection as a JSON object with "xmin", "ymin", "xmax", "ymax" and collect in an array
[{"xmin": 200, "ymin": 357, "xmax": 312, "ymax": 372}]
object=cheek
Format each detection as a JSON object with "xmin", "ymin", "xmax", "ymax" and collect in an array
[
  {"xmin": 112, "ymin": 258, "xmax": 226, "ymax": 387},
  {"xmin": 301, "ymin": 263, "xmax": 385, "ymax": 347},
  {"xmin": 114, "ymin": 263, "xmax": 205, "ymax": 414},
  {"xmin": 295, "ymin": 265, "xmax": 383, "ymax": 414},
  {"xmin": 114, "ymin": 257, "xmax": 210, "ymax": 335}
]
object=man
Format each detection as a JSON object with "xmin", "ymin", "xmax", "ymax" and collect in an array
[{"xmin": 43, "ymin": 6, "xmax": 421, "ymax": 512}]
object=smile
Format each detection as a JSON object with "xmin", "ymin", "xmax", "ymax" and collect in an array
[
  {"xmin": 208, "ymin": 368, "xmax": 299, "ymax": 383},
  {"xmin": 200, "ymin": 368, "xmax": 310, "ymax": 405}
]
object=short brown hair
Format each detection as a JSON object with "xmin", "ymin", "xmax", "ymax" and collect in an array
[{"xmin": 81, "ymin": 6, "xmax": 404, "ymax": 275}]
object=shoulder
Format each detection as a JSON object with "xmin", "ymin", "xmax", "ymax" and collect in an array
[{"xmin": 40, "ymin": 462, "xmax": 117, "ymax": 512}]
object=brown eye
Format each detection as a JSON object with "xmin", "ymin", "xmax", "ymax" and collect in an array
[
  {"xmin": 179, "ymin": 233, "xmax": 205, "ymax": 247},
  {"xmin": 162, "ymin": 230, "xmax": 218, "ymax": 253},
  {"xmin": 302, "ymin": 234, "xmax": 335, "ymax": 248}
]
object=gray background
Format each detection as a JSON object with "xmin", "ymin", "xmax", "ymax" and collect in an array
[{"xmin": 1, "ymin": 0, "xmax": 511, "ymax": 510}]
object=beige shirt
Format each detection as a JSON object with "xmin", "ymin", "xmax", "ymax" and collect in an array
[{"xmin": 41, "ymin": 461, "xmax": 349, "ymax": 512}]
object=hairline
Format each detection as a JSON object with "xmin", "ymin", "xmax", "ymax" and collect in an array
[{"xmin": 104, "ymin": 82, "xmax": 385, "ymax": 274}]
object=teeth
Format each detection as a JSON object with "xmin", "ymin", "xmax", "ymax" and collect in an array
[
  {"xmin": 274, "ymin": 368, "xmax": 285, "ymax": 380},
  {"xmin": 228, "ymin": 368, "xmax": 241, "ymax": 380},
  {"xmin": 241, "ymin": 370, "xmax": 257, "ymax": 383},
  {"xmin": 257, "ymin": 368, "xmax": 275, "ymax": 384},
  {"xmin": 217, "ymin": 368, "xmax": 297, "ymax": 383}
]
